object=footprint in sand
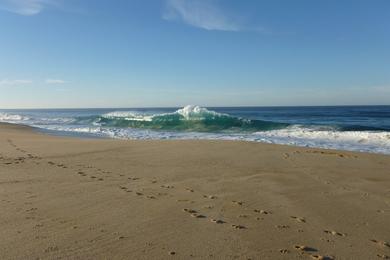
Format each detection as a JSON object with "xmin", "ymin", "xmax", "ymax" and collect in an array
[
  {"xmin": 146, "ymin": 195, "xmax": 156, "ymax": 199},
  {"xmin": 185, "ymin": 188, "xmax": 194, "ymax": 192},
  {"xmin": 191, "ymin": 213, "xmax": 206, "ymax": 218},
  {"xmin": 377, "ymin": 254, "xmax": 390, "ymax": 259},
  {"xmin": 119, "ymin": 187, "xmax": 131, "ymax": 193},
  {"xmin": 254, "ymin": 209, "xmax": 271, "ymax": 215},
  {"xmin": 294, "ymin": 245, "xmax": 317, "ymax": 252},
  {"xmin": 183, "ymin": 208, "xmax": 197, "ymax": 213},
  {"xmin": 232, "ymin": 200, "xmax": 243, "ymax": 206},
  {"xmin": 324, "ymin": 230, "xmax": 346, "ymax": 237},
  {"xmin": 177, "ymin": 199, "xmax": 194, "ymax": 203},
  {"xmin": 279, "ymin": 249, "xmax": 289, "ymax": 254},
  {"xmin": 231, "ymin": 224, "xmax": 246, "ymax": 230},
  {"xmin": 276, "ymin": 225, "xmax": 290, "ymax": 229},
  {"xmin": 290, "ymin": 216, "xmax": 306, "ymax": 223},
  {"xmin": 310, "ymin": 255, "xmax": 334, "ymax": 260},
  {"xmin": 203, "ymin": 195, "xmax": 217, "ymax": 199},
  {"xmin": 135, "ymin": 192, "xmax": 143, "ymax": 196},
  {"xmin": 161, "ymin": 185, "xmax": 174, "ymax": 189},
  {"xmin": 370, "ymin": 239, "xmax": 390, "ymax": 248},
  {"xmin": 183, "ymin": 209, "xmax": 206, "ymax": 218},
  {"xmin": 210, "ymin": 219, "xmax": 225, "ymax": 224}
]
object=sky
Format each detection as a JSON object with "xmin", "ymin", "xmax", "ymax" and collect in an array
[{"xmin": 0, "ymin": 0, "xmax": 389, "ymax": 108}]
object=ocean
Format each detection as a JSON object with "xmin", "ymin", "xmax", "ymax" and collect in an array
[{"xmin": 1, "ymin": 105, "xmax": 390, "ymax": 154}]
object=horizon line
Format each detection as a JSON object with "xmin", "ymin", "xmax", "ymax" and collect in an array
[{"xmin": 1, "ymin": 104, "xmax": 390, "ymax": 110}]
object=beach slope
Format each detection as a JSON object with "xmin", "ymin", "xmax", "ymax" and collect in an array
[{"xmin": 0, "ymin": 123, "xmax": 389, "ymax": 259}]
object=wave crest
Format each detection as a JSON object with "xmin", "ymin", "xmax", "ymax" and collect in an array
[{"xmin": 97, "ymin": 105, "xmax": 288, "ymax": 132}]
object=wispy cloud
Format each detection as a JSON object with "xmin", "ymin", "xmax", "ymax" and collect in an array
[
  {"xmin": 163, "ymin": 0, "xmax": 262, "ymax": 32},
  {"xmin": 0, "ymin": 78, "xmax": 67, "ymax": 86},
  {"xmin": 45, "ymin": 79, "xmax": 66, "ymax": 84},
  {"xmin": 0, "ymin": 79, "xmax": 33, "ymax": 86},
  {"xmin": 0, "ymin": 0, "xmax": 61, "ymax": 15}
]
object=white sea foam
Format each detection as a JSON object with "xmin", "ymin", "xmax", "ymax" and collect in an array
[
  {"xmin": 0, "ymin": 112, "xmax": 75, "ymax": 125},
  {"xmin": 251, "ymin": 126, "xmax": 390, "ymax": 154},
  {"xmin": 176, "ymin": 105, "xmax": 225, "ymax": 119},
  {"xmin": 102, "ymin": 111, "xmax": 154, "ymax": 121},
  {"xmin": 36, "ymin": 124, "xmax": 390, "ymax": 154},
  {"xmin": 0, "ymin": 112, "xmax": 29, "ymax": 121}
]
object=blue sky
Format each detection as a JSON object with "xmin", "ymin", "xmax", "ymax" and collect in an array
[{"xmin": 0, "ymin": 0, "xmax": 389, "ymax": 108}]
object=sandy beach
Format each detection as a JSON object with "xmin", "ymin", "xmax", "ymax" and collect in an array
[{"xmin": 0, "ymin": 122, "xmax": 389, "ymax": 259}]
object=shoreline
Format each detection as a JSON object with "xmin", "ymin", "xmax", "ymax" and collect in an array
[
  {"xmin": 1, "ymin": 122, "xmax": 388, "ymax": 156},
  {"xmin": 1, "ymin": 122, "xmax": 389, "ymax": 259}
]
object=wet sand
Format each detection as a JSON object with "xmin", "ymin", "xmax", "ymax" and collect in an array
[{"xmin": 0, "ymin": 122, "xmax": 389, "ymax": 259}]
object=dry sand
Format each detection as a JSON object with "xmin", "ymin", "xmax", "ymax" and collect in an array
[{"xmin": 0, "ymin": 122, "xmax": 389, "ymax": 259}]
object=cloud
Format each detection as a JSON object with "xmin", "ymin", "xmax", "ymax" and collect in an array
[
  {"xmin": 163, "ymin": 0, "xmax": 259, "ymax": 32},
  {"xmin": 0, "ymin": 79, "xmax": 33, "ymax": 86},
  {"xmin": 0, "ymin": 0, "xmax": 60, "ymax": 15},
  {"xmin": 0, "ymin": 78, "xmax": 67, "ymax": 86},
  {"xmin": 45, "ymin": 79, "xmax": 66, "ymax": 84}
]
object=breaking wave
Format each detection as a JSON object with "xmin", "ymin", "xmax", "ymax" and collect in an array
[{"xmin": 94, "ymin": 105, "xmax": 289, "ymax": 132}]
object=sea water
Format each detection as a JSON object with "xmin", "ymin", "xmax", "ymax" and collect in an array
[{"xmin": 1, "ymin": 105, "xmax": 390, "ymax": 154}]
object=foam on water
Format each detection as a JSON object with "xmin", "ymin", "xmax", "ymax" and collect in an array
[
  {"xmin": 176, "ymin": 105, "xmax": 225, "ymax": 119},
  {"xmin": 36, "ymin": 124, "xmax": 390, "ymax": 154},
  {"xmin": 252, "ymin": 126, "xmax": 390, "ymax": 154},
  {"xmin": 0, "ymin": 112, "xmax": 29, "ymax": 121},
  {"xmin": 102, "ymin": 111, "xmax": 154, "ymax": 122}
]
